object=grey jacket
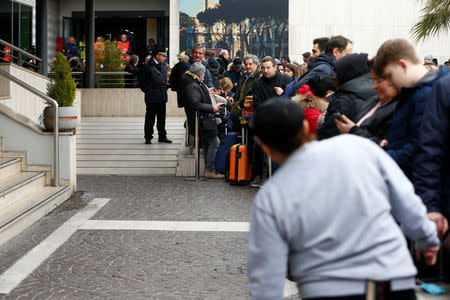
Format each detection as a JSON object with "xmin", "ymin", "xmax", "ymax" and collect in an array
[{"xmin": 248, "ymin": 135, "xmax": 439, "ymax": 300}]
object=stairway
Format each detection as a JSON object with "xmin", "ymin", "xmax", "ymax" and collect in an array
[
  {"xmin": 77, "ymin": 117, "xmax": 185, "ymax": 175},
  {"xmin": 0, "ymin": 139, "xmax": 72, "ymax": 246}
]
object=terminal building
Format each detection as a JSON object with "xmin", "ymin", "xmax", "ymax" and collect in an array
[
  {"xmin": 1, "ymin": 0, "xmax": 449, "ymax": 70},
  {"xmin": 0, "ymin": 0, "xmax": 449, "ymax": 246}
]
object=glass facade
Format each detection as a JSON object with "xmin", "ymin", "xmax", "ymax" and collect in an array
[{"xmin": 0, "ymin": 0, "xmax": 33, "ymax": 52}]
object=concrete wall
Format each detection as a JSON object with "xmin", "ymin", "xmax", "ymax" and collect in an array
[
  {"xmin": 289, "ymin": 0, "xmax": 450, "ymax": 64},
  {"xmin": 0, "ymin": 114, "xmax": 76, "ymax": 189},
  {"xmin": 0, "ymin": 63, "xmax": 81, "ymax": 124},
  {"xmin": 0, "ymin": 64, "xmax": 47, "ymax": 122},
  {"xmin": 80, "ymin": 88, "xmax": 184, "ymax": 117}
]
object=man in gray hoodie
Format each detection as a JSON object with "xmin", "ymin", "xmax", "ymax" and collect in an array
[{"xmin": 247, "ymin": 99, "xmax": 439, "ymax": 300}]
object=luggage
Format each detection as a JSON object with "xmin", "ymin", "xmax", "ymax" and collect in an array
[
  {"xmin": 215, "ymin": 107, "xmax": 237, "ymax": 175},
  {"xmin": 215, "ymin": 132, "xmax": 238, "ymax": 174},
  {"xmin": 227, "ymin": 127, "xmax": 251, "ymax": 185}
]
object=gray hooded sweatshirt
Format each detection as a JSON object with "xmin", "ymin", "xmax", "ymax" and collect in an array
[{"xmin": 248, "ymin": 135, "xmax": 439, "ymax": 299}]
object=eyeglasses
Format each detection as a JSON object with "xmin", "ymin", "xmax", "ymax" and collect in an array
[{"xmin": 374, "ymin": 72, "xmax": 391, "ymax": 83}]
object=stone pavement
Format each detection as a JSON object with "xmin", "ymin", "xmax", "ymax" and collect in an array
[{"xmin": 0, "ymin": 176, "xmax": 448, "ymax": 299}]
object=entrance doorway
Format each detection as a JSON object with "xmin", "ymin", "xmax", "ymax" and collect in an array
[{"xmin": 71, "ymin": 11, "xmax": 169, "ymax": 63}]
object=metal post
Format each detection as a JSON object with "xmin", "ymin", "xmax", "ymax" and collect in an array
[
  {"xmin": 36, "ymin": 0, "xmax": 48, "ymax": 76},
  {"xmin": 53, "ymin": 104, "xmax": 59, "ymax": 187},
  {"xmin": 194, "ymin": 112, "xmax": 200, "ymax": 181},
  {"xmin": 85, "ymin": 0, "xmax": 95, "ymax": 88},
  {"xmin": 268, "ymin": 157, "xmax": 272, "ymax": 178},
  {"xmin": 185, "ymin": 118, "xmax": 189, "ymax": 147}
]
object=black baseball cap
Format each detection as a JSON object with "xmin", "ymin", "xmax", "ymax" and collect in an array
[{"xmin": 249, "ymin": 98, "xmax": 304, "ymax": 147}]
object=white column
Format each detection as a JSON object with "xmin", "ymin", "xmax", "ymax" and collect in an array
[{"xmin": 169, "ymin": 0, "xmax": 180, "ymax": 67}]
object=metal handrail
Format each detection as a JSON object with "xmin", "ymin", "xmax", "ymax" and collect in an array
[
  {"xmin": 0, "ymin": 39, "xmax": 42, "ymax": 63},
  {"xmin": 0, "ymin": 69, "xmax": 59, "ymax": 187}
]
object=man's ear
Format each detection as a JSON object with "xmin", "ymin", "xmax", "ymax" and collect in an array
[
  {"xmin": 332, "ymin": 47, "xmax": 339, "ymax": 58},
  {"xmin": 303, "ymin": 119, "xmax": 310, "ymax": 136},
  {"xmin": 259, "ymin": 142, "xmax": 273, "ymax": 159},
  {"xmin": 398, "ymin": 59, "xmax": 408, "ymax": 73}
]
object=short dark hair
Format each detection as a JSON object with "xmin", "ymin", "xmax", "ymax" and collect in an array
[
  {"xmin": 374, "ymin": 39, "xmax": 420, "ymax": 71},
  {"xmin": 250, "ymin": 98, "xmax": 305, "ymax": 155},
  {"xmin": 325, "ymin": 35, "xmax": 352, "ymax": 54},
  {"xmin": 205, "ymin": 49, "xmax": 215, "ymax": 59},
  {"xmin": 262, "ymin": 56, "xmax": 276, "ymax": 67},
  {"xmin": 313, "ymin": 37, "xmax": 330, "ymax": 52},
  {"xmin": 302, "ymin": 52, "xmax": 311, "ymax": 58}
]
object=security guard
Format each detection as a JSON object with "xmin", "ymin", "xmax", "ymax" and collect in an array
[{"xmin": 140, "ymin": 49, "xmax": 172, "ymax": 144}]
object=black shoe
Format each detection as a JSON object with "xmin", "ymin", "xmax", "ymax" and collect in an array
[
  {"xmin": 145, "ymin": 139, "xmax": 152, "ymax": 144},
  {"xmin": 158, "ymin": 138, "xmax": 172, "ymax": 143}
]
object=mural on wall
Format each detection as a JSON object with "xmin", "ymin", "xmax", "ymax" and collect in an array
[{"xmin": 180, "ymin": 0, "xmax": 289, "ymax": 59}]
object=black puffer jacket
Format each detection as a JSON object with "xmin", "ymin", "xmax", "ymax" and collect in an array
[
  {"xmin": 252, "ymin": 73, "xmax": 293, "ymax": 109},
  {"xmin": 183, "ymin": 72, "xmax": 217, "ymax": 137},
  {"xmin": 317, "ymin": 73, "xmax": 377, "ymax": 140},
  {"xmin": 207, "ymin": 58, "xmax": 220, "ymax": 90},
  {"xmin": 349, "ymin": 95, "xmax": 399, "ymax": 144},
  {"xmin": 290, "ymin": 53, "xmax": 335, "ymax": 96}
]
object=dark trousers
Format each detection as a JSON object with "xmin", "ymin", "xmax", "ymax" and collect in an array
[
  {"xmin": 305, "ymin": 289, "xmax": 416, "ymax": 300},
  {"xmin": 144, "ymin": 100, "xmax": 167, "ymax": 140}
]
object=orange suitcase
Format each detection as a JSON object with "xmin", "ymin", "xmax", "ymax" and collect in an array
[{"xmin": 228, "ymin": 144, "xmax": 251, "ymax": 185}]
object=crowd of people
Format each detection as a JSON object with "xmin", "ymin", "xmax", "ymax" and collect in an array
[{"xmin": 161, "ymin": 37, "xmax": 450, "ymax": 299}]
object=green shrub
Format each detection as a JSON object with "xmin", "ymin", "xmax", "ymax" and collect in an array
[
  {"xmin": 47, "ymin": 52, "xmax": 76, "ymax": 106},
  {"xmin": 96, "ymin": 40, "xmax": 125, "ymax": 88}
]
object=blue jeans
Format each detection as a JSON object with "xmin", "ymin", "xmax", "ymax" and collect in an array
[{"xmin": 201, "ymin": 135, "xmax": 220, "ymax": 172}]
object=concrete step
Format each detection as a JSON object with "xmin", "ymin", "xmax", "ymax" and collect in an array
[
  {"xmin": 77, "ymin": 149, "xmax": 178, "ymax": 155},
  {"xmin": 77, "ymin": 167, "xmax": 176, "ymax": 175},
  {"xmin": 77, "ymin": 134, "xmax": 185, "ymax": 139},
  {"xmin": 77, "ymin": 160, "xmax": 178, "ymax": 168},
  {"xmin": 78, "ymin": 130, "xmax": 186, "ymax": 134},
  {"xmin": 77, "ymin": 143, "xmax": 181, "ymax": 150},
  {"xmin": 77, "ymin": 137, "xmax": 183, "ymax": 143},
  {"xmin": 0, "ymin": 172, "xmax": 46, "ymax": 209},
  {"xmin": 77, "ymin": 154, "xmax": 177, "ymax": 161},
  {"xmin": 0, "ymin": 185, "xmax": 71, "ymax": 246},
  {"xmin": 0, "ymin": 158, "xmax": 22, "ymax": 182}
]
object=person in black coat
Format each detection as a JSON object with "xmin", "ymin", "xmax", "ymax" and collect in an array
[
  {"xmin": 316, "ymin": 53, "xmax": 377, "ymax": 140},
  {"xmin": 205, "ymin": 49, "xmax": 220, "ymax": 90},
  {"xmin": 139, "ymin": 50, "xmax": 172, "ymax": 144},
  {"xmin": 252, "ymin": 57, "xmax": 293, "ymax": 109},
  {"xmin": 335, "ymin": 64, "xmax": 399, "ymax": 144},
  {"xmin": 183, "ymin": 62, "xmax": 225, "ymax": 179},
  {"xmin": 217, "ymin": 49, "xmax": 230, "ymax": 76},
  {"xmin": 169, "ymin": 52, "xmax": 190, "ymax": 108},
  {"xmin": 125, "ymin": 55, "xmax": 140, "ymax": 88}
]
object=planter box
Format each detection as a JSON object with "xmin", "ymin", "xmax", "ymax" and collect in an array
[{"xmin": 43, "ymin": 106, "xmax": 79, "ymax": 131}]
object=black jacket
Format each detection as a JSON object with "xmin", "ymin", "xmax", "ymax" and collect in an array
[
  {"xmin": 217, "ymin": 56, "xmax": 229, "ymax": 75},
  {"xmin": 207, "ymin": 58, "xmax": 220, "ymax": 90},
  {"xmin": 317, "ymin": 73, "xmax": 377, "ymax": 140},
  {"xmin": 139, "ymin": 58, "xmax": 168, "ymax": 104},
  {"xmin": 183, "ymin": 72, "xmax": 217, "ymax": 137},
  {"xmin": 169, "ymin": 60, "xmax": 190, "ymax": 107},
  {"xmin": 252, "ymin": 73, "xmax": 293, "ymax": 109},
  {"xmin": 349, "ymin": 95, "xmax": 399, "ymax": 144},
  {"xmin": 290, "ymin": 53, "xmax": 335, "ymax": 97}
]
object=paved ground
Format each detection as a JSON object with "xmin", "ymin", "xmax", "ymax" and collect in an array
[{"xmin": 0, "ymin": 176, "xmax": 448, "ymax": 299}]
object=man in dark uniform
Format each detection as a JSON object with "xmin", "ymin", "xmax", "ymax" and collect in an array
[{"xmin": 140, "ymin": 50, "xmax": 172, "ymax": 144}]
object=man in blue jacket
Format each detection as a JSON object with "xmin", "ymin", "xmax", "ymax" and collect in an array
[
  {"xmin": 140, "ymin": 50, "xmax": 172, "ymax": 144},
  {"xmin": 374, "ymin": 39, "xmax": 449, "ymax": 179},
  {"xmin": 414, "ymin": 74, "xmax": 450, "ymax": 239}
]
